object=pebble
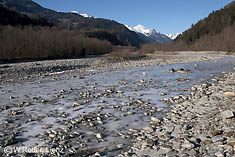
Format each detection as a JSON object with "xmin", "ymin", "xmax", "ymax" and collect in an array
[
  {"xmin": 215, "ymin": 152, "xmax": 224, "ymax": 157},
  {"xmin": 221, "ymin": 110, "xmax": 234, "ymax": 119},
  {"xmin": 182, "ymin": 142, "xmax": 194, "ymax": 149}
]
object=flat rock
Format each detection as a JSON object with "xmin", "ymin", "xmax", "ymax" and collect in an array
[
  {"xmin": 182, "ymin": 141, "xmax": 195, "ymax": 149},
  {"xmin": 221, "ymin": 110, "xmax": 234, "ymax": 119},
  {"xmin": 187, "ymin": 149, "xmax": 197, "ymax": 156},
  {"xmin": 211, "ymin": 135, "xmax": 224, "ymax": 143}
]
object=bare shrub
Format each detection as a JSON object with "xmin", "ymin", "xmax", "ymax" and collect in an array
[
  {"xmin": 139, "ymin": 43, "xmax": 162, "ymax": 54},
  {"xmin": 109, "ymin": 46, "xmax": 144, "ymax": 59},
  {"xmin": 0, "ymin": 25, "xmax": 113, "ymax": 61}
]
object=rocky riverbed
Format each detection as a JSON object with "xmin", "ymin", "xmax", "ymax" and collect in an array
[
  {"xmin": 0, "ymin": 52, "xmax": 234, "ymax": 157},
  {"xmin": 119, "ymin": 72, "xmax": 235, "ymax": 157},
  {"xmin": 0, "ymin": 51, "xmax": 225, "ymax": 85}
]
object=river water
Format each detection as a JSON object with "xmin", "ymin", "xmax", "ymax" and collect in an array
[{"xmin": 0, "ymin": 56, "xmax": 234, "ymax": 156}]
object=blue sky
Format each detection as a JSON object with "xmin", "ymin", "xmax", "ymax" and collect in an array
[{"xmin": 33, "ymin": 0, "xmax": 234, "ymax": 34}]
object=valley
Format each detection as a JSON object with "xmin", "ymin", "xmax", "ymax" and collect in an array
[{"xmin": 0, "ymin": 0, "xmax": 235, "ymax": 156}]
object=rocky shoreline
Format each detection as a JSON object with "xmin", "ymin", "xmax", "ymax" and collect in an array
[{"xmin": 118, "ymin": 72, "xmax": 235, "ymax": 157}]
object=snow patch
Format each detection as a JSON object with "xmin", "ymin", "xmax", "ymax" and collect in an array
[
  {"xmin": 125, "ymin": 24, "xmax": 172, "ymax": 43},
  {"xmin": 71, "ymin": 11, "xmax": 92, "ymax": 18},
  {"xmin": 165, "ymin": 33, "xmax": 180, "ymax": 40}
]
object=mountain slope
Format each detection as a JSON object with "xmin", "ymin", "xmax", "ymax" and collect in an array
[
  {"xmin": 0, "ymin": 0, "xmax": 143, "ymax": 47},
  {"xmin": 126, "ymin": 24, "xmax": 172, "ymax": 43},
  {"xmin": 176, "ymin": 1, "xmax": 235, "ymax": 44},
  {"xmin": 0, "ymin": 5, "xmax": 50, "ymax": 26}
]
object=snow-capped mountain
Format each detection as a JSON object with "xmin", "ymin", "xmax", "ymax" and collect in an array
[
  {"xmin": 125, "ymin": 24, "xmax": 172, "ymax": 43},
  {"xmin": 71, "ymin": 11, "xmax": 92, "ymax": 18},
  {"xmin": 165, "ymin": 33, "xmax": 180, "ymax": 40}
]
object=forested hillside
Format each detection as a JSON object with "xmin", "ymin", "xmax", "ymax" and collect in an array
[{"xmin": 176, "ymin": 1, "xmax": 235, "ymax": 45}]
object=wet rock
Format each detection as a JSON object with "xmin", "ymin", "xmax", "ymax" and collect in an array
[
  {"xmin": 150, "ymin": 117, "xmax": 161, "ymax": 124},
  {"xmin": 72, "ymin": 102, "xmax": 80, "ymax": 107},
  {"xmin": 96, "ymin": 133, "xmax": 103, "ymax": 139},
  {"xmin": 160, "ymin": 92, "xmax": 167, "ymax": 96},
  {"xmin": 169, "ymin": 68, "xmax": 176, "ymax": 73},
  {"xmin": 177, "ymin": 68, "xmax": 191, "ymax": 74},
  {"xmin": 116, "ymin": 144, "xmax": 125, "ymax": 149},
  {"xmin": 127, "ymin": 111, "xmax": 134, "ymax": 115},
  {"xmin": 0, "ymin": 133, "xmax": 18, "ymax": 146}
]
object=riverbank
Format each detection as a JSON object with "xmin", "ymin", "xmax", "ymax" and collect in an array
[
  {"xmin": 0, "ymin": 51, "xmax": 225, "ymax": 85},
  {"xmin": 118, "ymin": 72, "xmax": 235, "ymax": 157}
]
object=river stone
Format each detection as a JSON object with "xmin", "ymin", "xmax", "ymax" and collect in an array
[
  {"xmin": 182, "ymin": 141, "xmax": 194, "ymax": 149},
  {"xmin": 210, "ymin": 130, "xmax": 223, "ymax": 136},
  {"xmin": 150, "ymin": 117, "xmax": 161, "ymax": 123},
  {"xmin": 187, "ymin": 149, "xmax": 197, "ymax": 156},
  {"xmin": 116, "ymin": 144, "xmax": 125, "ymax": 149},
  {"xmin": 228, "ymin": 142, "xmax": 235, "ymax": 147},
  {"xmin": 221, "ymin": 110, "xmax": 234, "ymax": 119},
  {"xmin": 212, "ymin": 135, "xmax": 224, "ymax": 143},
  {"xmin": 96, "ymin": 133, "xmax": 103, "ymax": 139},
  {"xmin": 215, "ymin": 152, "xmax": 224, "ymax": 157},
  {"xmin": 167, "ymin": 150, "xmax": 178, "ymax": 157},
  {"xmin": 169, "ymin": 68, "xmax": 176, "ymax": 73},
  {"xmin": 143, "ymin": 127, "xmax": 154, "ymax": 133}
]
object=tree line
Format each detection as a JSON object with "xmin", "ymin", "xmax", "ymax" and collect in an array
[{"xmin": 0, "ymin": 26, "xmax": 112, "ymax": 61}]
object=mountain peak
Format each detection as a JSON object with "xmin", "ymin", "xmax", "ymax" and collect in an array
[
  {"xmin": 131, "ymin": 24, "xmax": 157, "ymax": 36},
  {"xmin": 125, "ymin": 24, "xmax": 172, "ymax": 43}
]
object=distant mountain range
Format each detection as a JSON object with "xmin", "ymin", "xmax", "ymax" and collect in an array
[
  {"xmin": 0, "ymin": 0, "xmax": 143, "ymax": 47},
  {"xmin": 125, "ymin": 24, "xmax": 173, "ymax": 43},
  {"xmin": 0, "ymin": 0, "xmax": 178, "ymax": 47}
]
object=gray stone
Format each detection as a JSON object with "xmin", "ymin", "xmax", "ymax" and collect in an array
[
  {"xmin": 96, "ymin": 133, "xmax": 103, "ymax": 139},
  {"xmin": 221, "ymin": 110, "xmax": 234, "ymax": 119},
  {"xmin": 165, "ymin": 125, "xmax": 175, "ymax": 133},
  {"xmin": 182, "ymin": 141, "xmax": 195, "ymax": 149},
  {"xmin": 151, "ymin": 117, "xmax": 161, "ymax": 123},
  {"xmin": 212, "ymin": 135, "xmax": 224, "ymax": 143},
  {"xmin": 187, "ymin": 149, "xmax": 197, "ymax": 156},
  {"xmin": 167, "ymin": 150, "xmax": 178, "ymax": 157},
  {"xmin": 215, "ymin": 152, "xmax": 224, "ymax": 157}
]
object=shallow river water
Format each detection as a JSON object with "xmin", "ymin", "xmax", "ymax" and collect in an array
[{"xmin": 0, "ymin": 56, "xmax": 235, "ymax": 156}]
